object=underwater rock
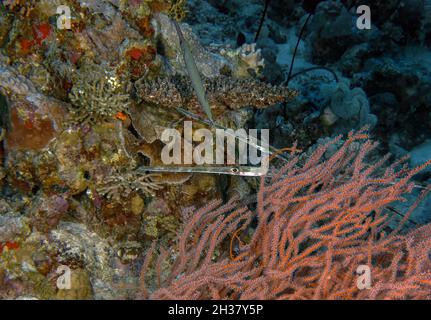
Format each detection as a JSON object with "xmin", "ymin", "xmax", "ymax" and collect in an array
[
  {"xmin": 0, "ymin": 213, "xmax": 30, "ymax": 242},
  {"xmin": 0, "ymin": 55, "xmax": 68, "ymax": 112},
  {"xmin": 355, "ymin": 52, "xmax": 431, "ymax": 149},
  {"xmin": 0, "ymin": 10, "xmax": 13, "ymax": 48},
  {"xmin": 5, "ymin": 148, "xmax": 61, "ymax": 193},
  {"xmin": 130, "ymin": 195, "xmax": 145, "ymax": 216},
  {"xmin": 338, "ymin": 43, "xmax": 374, "ymax": 76},
  {"xmin": 82, "ymin": 12, "xmax": 144, "ymax": 64},
  {"xmin": 141, "ymin": 197, "xmax": 178, "ymax": 239},
  {"xmin": 5, "ymin": 100, "xmax": 64, "ymax": 151},
  {"xmin": 362, "ymin": 0, "xmax": 428, "ymax": 44},
  {"xmin": 186, "ymin": 0, "xmax": 265, "ymax": 47},
  {"xmin": 185, "ymin": 0, "xmax": 233, "ymax": 45},
  {"xmin": 389, "ymin": 177, "xmax": 431, "ymax": 228},
  {"xmin": 94, "ymin": 195, "xmax": 144, "ymax": 242},
  {"xmin": 0, "ymin": 230, "xmax": 58, "ymax": 300},
  {"xmin": 120, "ymin": 39, "xmax": 161, "ymax": 79},
  {"xmin": 130, "ymin": 102, "xmax": 182, "ymax": 143},
  {"xmin": 136, "ymin": 142, "xmax": 193, "ymax": 185},
  {"xmin": 28, "ymin": 194, "xmax": 69, "ymax": 233},
  {"xmin": 56, "ymin": 268, "xmax": 93, "ymax": 300},
  {"xmin": 153, "ymin": 13, "xmax": 230, "ymax": 78},
  {"xmin": 115, "ymin": 241, "xmax": 142, "ymax": 264},
  {"xmin": 265, "ymin": 19, "xmax": 288, "ymax": 44},
  {"xmin": 15, "ymin": 296, "xmax": 39, "ymax": 300},
  {"xmin": 227, "ymin": 176, "xmax": 252, "ymax": 200},
  {"xmin": 0, "ymin": 199, "xmax": 13, "ymax": 214},
  {"xmin": 77, "ymin": 0, "xmax": 119, "ymax": 19},
  {"xmin": 50, "ymin": 222, "xmax": 116, "ymax": 299},
  {"xmin": 388, "ymin": 133, "xmax": 409, "ymax": 160},
  {"xmin": 177, "ymin": 173, "xmax": 219, "ymax": 206},
  {"xmin": 52, "ymin": 123, "xmax": 136, "ymax": 195},
  {"xmin": 0, "ymin": 57, "xmax": 68, "ymax": 153},
  {"xmin": 307, "ymin": 1, "xmax": 374, "ymax": 64},
  {"xmin": 410, "ymin": 140, "xmax": 431, "ymax": 175}
]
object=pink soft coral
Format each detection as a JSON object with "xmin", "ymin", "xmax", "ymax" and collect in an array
[{"xmin": 139, "ymin": 129, "xmax": 431, "ymax": 300}]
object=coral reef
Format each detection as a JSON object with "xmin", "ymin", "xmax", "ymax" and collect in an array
[{"xmin": 0, "ymin": 0, "xmax": 430, "ymax": 301}]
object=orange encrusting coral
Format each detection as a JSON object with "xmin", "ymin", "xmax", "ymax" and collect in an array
[
  {"xmin": 139, "ymin": 129, "xmax": 431, "ymax": 300},
  {"xmin": 0, "ymin": 241, "xmax": 20, "ymax": 254},
  {"xmin": 19, "ymin": 39, "xmax": 34, "ymax": 54},
  {"xmin": 126, "ymin": 48, "xmax": 146, "ymax": 60},
  {"xmin": 33, "ymin": 23, "xmax": 52, "ymax": 45}
]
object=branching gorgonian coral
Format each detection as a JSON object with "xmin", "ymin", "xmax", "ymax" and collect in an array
[{"xmin": 139, "ymin": 129, "xmax": 431, "ymax": 300}]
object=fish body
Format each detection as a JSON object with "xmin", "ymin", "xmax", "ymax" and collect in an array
[
  {"xmin": 173, "ymin": 19, "xmax": 214, "ymax": 123},
  {"xmin": 137, "ymin": 165, "xmax": 267, "ymax": 177}
]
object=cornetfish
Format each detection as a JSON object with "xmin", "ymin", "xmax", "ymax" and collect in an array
[
  {"xmin": 137, "ymin": 165, "xmax": 268, "ymax": 177},
  {"xmin": 172, "ymin": 19, "xmax": 214, "ymax": 123}
]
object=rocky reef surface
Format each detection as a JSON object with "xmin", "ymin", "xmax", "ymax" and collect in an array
[{"xmin": 0, "ymin": 0, "xmax": 430, "ymax": 299}]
